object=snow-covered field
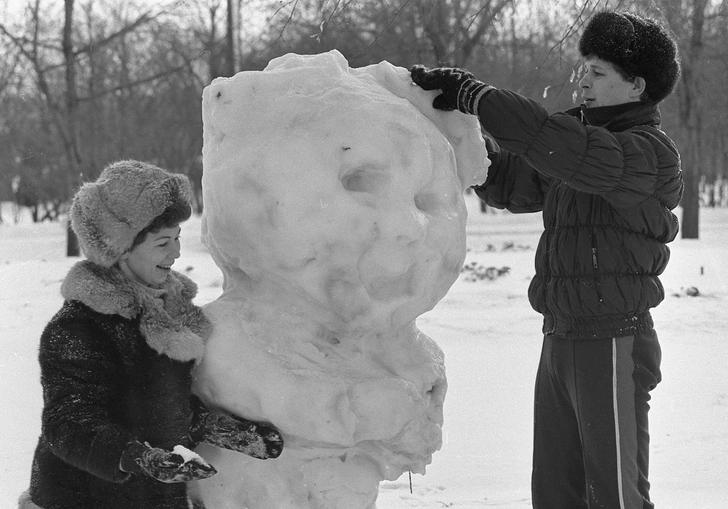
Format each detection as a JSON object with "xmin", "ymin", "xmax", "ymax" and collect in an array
[{"xmin": 1, "ymin": 195, "xmax": 726, "ymax": 508}]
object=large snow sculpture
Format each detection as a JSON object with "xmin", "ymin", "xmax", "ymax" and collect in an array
[{"xmin": 192, "ymin": 50, "xmax": 488, "ymax": 508}]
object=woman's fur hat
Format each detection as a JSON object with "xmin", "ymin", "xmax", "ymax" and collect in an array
[
  {"xmin": 70, "ymin": 160, "xmax": 193, "ymax": 267},
  {"xmin": 579, "ymin": 10, "xmax": 681, "ymax": 103}
]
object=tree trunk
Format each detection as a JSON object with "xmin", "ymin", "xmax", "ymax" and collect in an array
[
  {"xmin": 208, "ymin": 5, "xmax": 220, "ymax": 81},
  {"xmin": 225, "ymin": 0, "xmax": 236, "ymax": 76},
  {"xmin": 677, "ymin": 54, "xmax": 702, "ymax": 239},
  {"xmin": 681, "ymin": 152, "xmax": 700, "ymax": 238},
  {"xmin": 64, "ymin": 0, "xmax": 81, "ymax": 256},
  {"xmin": 672, "ymin": 0, "xmax": 708, "ymax": 239},
  {"xmin": 67, "ymin": 219, "xmax": 80, "ymax": 256}
]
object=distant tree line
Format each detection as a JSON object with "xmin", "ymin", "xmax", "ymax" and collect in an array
[
  {"xmin": 0, "ymin": 0, "xmax": 725, "ymax": 238},
  {"xmin": 700, "ymin": 176, "xmax": 728, "ymax": 207}
]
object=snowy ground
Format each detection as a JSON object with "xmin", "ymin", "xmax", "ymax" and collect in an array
[{"xmin": 1, "ymin": 195, "xmax": 726, "ymax": 508}]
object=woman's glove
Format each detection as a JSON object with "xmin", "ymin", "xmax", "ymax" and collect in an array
[
  {"xmin": 190, "ymin": 395, "xmax": 284, "ymax": 459},
  {"xmin": 410, "ymin": 65, "xmax": 494, "ymax": 115},
  {"xmin": 119, "ymin": 441, "xmax": 217, "ymax": 483}
]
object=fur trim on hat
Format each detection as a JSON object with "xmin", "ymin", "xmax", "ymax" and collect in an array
[
  {"xmin": 17, "ymin": 490, "xmax": 42, "ymax": 509},
  {"xmin": 61, "ymin": 260, "xmax": 212, "ymax": 363},
  {"xmin": 579, "ymin": 10, "xmax": 680, "ymax": 103},
  {"xmin": 70, "ymin": 160, "xmax": 193, "ymax": 267}
]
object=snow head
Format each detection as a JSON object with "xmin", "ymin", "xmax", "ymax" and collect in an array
[{"xmin": 192, "ymin": 50, "xmax": 487, "ymax": 508}]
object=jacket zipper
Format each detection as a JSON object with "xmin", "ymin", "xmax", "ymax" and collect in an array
[
  {"xmin": 589, "ymin": 198, "xmax": 599, "ymax": 269},
  {"xmin": 590, "ymin": 226, "xmax": 604, "ymax": 304}
]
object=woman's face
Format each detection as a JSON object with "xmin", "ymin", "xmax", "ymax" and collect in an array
[
  {"xmin": 119, "ymin": 225, "xmax": 181, "ymax": 287},
  {"xmin": 579, "ymin": 56, "xmax": 644, "ymax": 108}
]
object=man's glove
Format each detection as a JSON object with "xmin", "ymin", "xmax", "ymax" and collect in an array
[
  {"xmin": 410, "ymin": 65, "xmax": 493, "ymax": 115},
  {"xmin": 484, "ymin": 133, "xmax": 500, "ymax": 157},
  {"xmin": 119, "ymin": 441, "xmax": 217, "ymax": 483},
  {"xmin": 190, "ymin": 396, "xmax": 284, "ymax": 460}
]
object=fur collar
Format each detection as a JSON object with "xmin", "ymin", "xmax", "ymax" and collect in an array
[{"xmin": 61, "ymin": 260, "xmax": 212, "ymax": 363}]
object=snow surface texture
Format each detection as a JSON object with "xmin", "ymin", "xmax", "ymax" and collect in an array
[
  {"xmin": 172, "ymin": 444, "xmax": 205, "ymax": 464},
  {"xmin": 191, "ymin": 50, "xmax": 488, "ymax": 508}
]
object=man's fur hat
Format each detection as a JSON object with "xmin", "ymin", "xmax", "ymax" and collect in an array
[
  {"xmin": 579, "ymin": 10, "xmax": 681, "ymax": 103},
  {"xmin": 70, "ymin": 160, "xmax": 193, "ymax": 267}
]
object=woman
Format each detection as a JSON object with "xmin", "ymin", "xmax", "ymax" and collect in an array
[{"xmin": 20, "ymin": 160, "xmax": 283, "ymax": 509}]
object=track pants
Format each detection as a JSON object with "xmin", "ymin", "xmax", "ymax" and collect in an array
[{"xmin": 531, "ymin": 330, "xmax": 662, "ymax": 509}]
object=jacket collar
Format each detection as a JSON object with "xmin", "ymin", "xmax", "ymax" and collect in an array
[
  {"xmin": 567, "ymin": 100, "xmax": 661, "ymax": 132},
  {"xmin": 61, "ymin": 260, "xmax": 211, "ymax": 363}
]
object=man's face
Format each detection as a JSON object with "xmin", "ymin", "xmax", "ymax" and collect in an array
[{"xmin": 579, "ymin": 56, "xmax": 643, "ymax": 108}]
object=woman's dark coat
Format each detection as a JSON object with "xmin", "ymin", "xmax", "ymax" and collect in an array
[
  {"xmin": 27, "ymin": 261, "xmax": 211, "ymax": 509},
  {"xmin": 474, "ymin": 91, "xmax": 683, "ymax": 339}
]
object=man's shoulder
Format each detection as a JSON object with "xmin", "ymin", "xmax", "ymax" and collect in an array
[{"xmin": 626, "ymin": 124, "xmax": 680, "ymax": 160}]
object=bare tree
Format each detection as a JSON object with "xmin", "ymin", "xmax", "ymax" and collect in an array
[
  {"xmin": 416, "ymin": 0, "xmax": 513, "ymax": 66},
  {"xmin": 0, "ymin": 1, "xmax": 210, "ymax": 247},
  {"xmin": 660, "ymin": 0, "xmax": 711, "ymax": 239},
  {"xmin": 62, "ymin": 0, "xmax": 82, "ymax": 253},
  {"xmin": 225, "ymin": 0, "xmax": 237, "ymax": 75}
]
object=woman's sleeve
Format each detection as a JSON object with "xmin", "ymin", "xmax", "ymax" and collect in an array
[{"xmin": 39, "ymin": 312, "xmax": 133, "ymax": 483}]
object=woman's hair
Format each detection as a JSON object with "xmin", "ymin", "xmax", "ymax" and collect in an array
[{"xmin": 131, "ymin": 201, "xmax": 192, "ymax": 247}]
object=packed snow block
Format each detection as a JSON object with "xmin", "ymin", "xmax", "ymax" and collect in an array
[{"xmin": 192, "ymin": 50, "xmax": 488, "ymax": 508}]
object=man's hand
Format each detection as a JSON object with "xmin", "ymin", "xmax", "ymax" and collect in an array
[{"xmin": 410, "ymin": 65, "xmax": 493, "ymax": 115}]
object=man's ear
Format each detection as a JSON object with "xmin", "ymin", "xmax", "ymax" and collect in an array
[{"xmin": 631, "ymin": 76, "xmax": 647, "ymax": 99}]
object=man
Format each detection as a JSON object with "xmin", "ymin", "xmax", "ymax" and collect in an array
[{"xmin": 411, "ymin": 10, "xmax": 682, "ymax": 509}]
